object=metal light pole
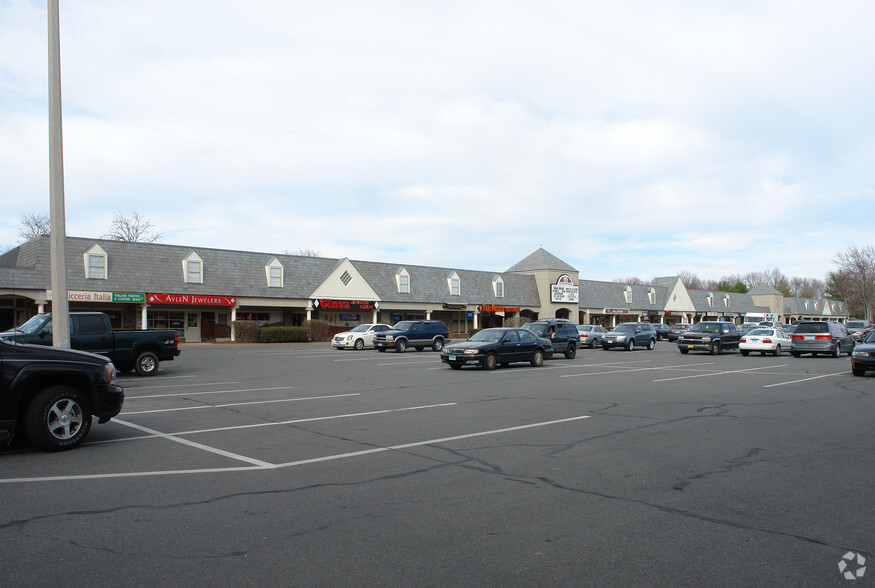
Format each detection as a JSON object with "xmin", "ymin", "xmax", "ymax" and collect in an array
[{"xmin": 48, "ymin": 0, "xmax": 70, "ymax": 348}]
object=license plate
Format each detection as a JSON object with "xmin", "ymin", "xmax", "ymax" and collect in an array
[
  {"xmin": 449, "ymin": 355, "xmax": 456, "ymax": 361},
  {"xmin": 687, "ymin": 345, "xmax": 694, "ymax": 349}
]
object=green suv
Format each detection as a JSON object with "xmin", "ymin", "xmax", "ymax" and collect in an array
[{"xmin": 522, "ymin": 319, "xmax": 579, "ymax": 359}]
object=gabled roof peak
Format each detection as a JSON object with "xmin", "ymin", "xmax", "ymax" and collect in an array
[{"xmin": 506, "ymin": 248, "xmax": 577, "ymax": 273}]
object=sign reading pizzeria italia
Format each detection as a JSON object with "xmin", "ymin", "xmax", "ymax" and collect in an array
[
  {"xmin": 147, "ymin": 293, "xmax": 237, "ymax": 306},
  {"xmin": 313, "ymin": 299, "xmax": 377, "ymax": 310},
  {"xmin": 550, "ymin": 274, "xmax": 579, "ymax": 303},
  {"xmin": 48, "ymin": 290, "xmax": 146, "ymax": 303}
]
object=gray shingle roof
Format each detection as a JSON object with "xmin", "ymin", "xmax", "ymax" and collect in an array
[{"xmin": 506, "ymin": 248, "xmax": 578, "ymax": 273}]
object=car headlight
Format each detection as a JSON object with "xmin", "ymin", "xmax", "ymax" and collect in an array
[
  {"xmin": 463, "ymin": 348, "xmax": 479, "ymax": 354},
  {"xmin": 386, "ymin": 336, "xmax": 394, "ymax": 342},
  {"xmin": 853, "ymin": 349, "xmax": 870, "ymax": 357}
]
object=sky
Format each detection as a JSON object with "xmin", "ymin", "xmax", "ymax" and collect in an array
[{"xmin": 1, "ymin": 1, "xmax": 874, "ymax": 283}]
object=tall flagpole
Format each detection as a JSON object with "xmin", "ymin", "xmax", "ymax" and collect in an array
[{"xmin": 48, "ymin": 0, "xmax": 70, "ymax": 348}]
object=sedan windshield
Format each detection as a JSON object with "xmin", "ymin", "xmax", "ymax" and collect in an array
[
  {"xmin": 468, "ymin": 329, "xmax": 506, "ymax": 343},
  {"xmin": 747, "ymin": 329, "xmax": 774, "ymax": 336}
]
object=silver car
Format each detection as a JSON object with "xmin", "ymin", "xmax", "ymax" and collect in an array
[
  {"xmin": 576, "ymin": 324, "xmax": 608, "ymax": 348},
  {"xmin": 790, "ymin": 321, "xmax": 854, "ymax": 358}
]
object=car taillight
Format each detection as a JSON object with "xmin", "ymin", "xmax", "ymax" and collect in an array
[
  {"xmin": 792, "ymin": 335, "xmax": 803, "ymax": 340},
  {"xmin": 741, "ymin": 337, "xmax": 747, "ymax": 343},
  {"xmin": 763, "ymin": 338, "xmax": 772, "ymax": 344},
  {"xmin": 815, "ymin": 335, "xmax": 832, "ymax": 340}
]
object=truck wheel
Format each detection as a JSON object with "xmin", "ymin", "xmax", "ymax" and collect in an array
[
  {"xmin": 377, "ymin": 347, "xmax": 387, "ymax": 353},
  {"xmin": 135, "ymin": 351, "xmax": 160, "ymax": 376},
  {"xmin": 432, "ymin": 337, "xmax": 444, "ymax": 352},
  {"xmin": 564, "ymin": 344, "xmax": 577, "ymax": 359},
  {"xmin": 25, "ymin": 385, "xmax": 92, "ymax": 451},
  {"xmin": 709, "ymin": 341, "xmax": 721, "ymax": 355},
  {"xmin": 396, "ymin": 339, "xmax": 408, "ymax": 353},
  {"xmin": 679, "ymin": 348, "xmax": 689, "ymax": 354}
]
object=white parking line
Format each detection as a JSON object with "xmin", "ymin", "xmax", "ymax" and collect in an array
[
  {"xmin": 109, "ymin": 403, "xmax": 458, "ymax": 439},
  {"xmin": 377, "ymin": 360, "xmax": 440, "ymax": 366},
  {"xmin": 652, "ymin": 365, "xmax": 785, "ymax": 382},
  {"xmin": 127, "ymin": 385, "xmax": 294, "ymax": 400},
  {"xmin": 123, "ymin": 381, "xmax": 241, "ymax": 391},
  {"xmin": 560, "ymin": 363, "xmax": 715, "ymax": 378},
  {"xmin": 112, "ymin": 418, "xmax": 275, "ymax": 467},
  {"xmin": 763, "ymin": 372, "xmax": 846, "ymax": 388},
  {"xmin": 0, "ymin": 415, "xmax": 592, "ymax": 484},
  {"xmin": 122, "ymin": 393, "xmax": 360, "ymax": 415}
]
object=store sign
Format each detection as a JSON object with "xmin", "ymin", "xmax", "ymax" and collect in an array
[
  {"xmin": 313, "ymin": 299, "xmax": 376, "ymax": 311},
  {"xmin": 550, "ymin": 274, "xmax": 579, "ymax": 303},
  {"xmin": 147, "ymin": 293, "xmax": 237, "ymax": 306},
  {"xmin": 604, "ymin": 308, "xmax": 631, "ymax": 314},
  {"xmin": 53, "ymin": 290, "xmax": 146, "ymax": 303},
  {"xmin": 478, "ymin": 304, "xmax": 521, "ymax": 313},
  {"xmin": 443, "ymin": 304, "xmax": 467, "ymax": 310}
]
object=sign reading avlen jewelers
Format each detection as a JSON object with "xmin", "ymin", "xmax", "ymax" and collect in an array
[
  {"xmin": 47, "ymin": 290, "xmax": 146, "ymax": 303},
  {"xmin": 550, "ymin": 274, "xmax": 579, "ymax": 303}
]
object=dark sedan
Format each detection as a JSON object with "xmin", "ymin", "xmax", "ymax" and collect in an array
[
  {"xmin": 851, "ymin": 330, "xmax": 875, "ymax": 376},
  {"xmin": 441, "ymin": 328, "xmax": 554, "ymax": 370},
  {"xmin": 666, "ymin": 323, "xmax": 691, "ymax": 342}
]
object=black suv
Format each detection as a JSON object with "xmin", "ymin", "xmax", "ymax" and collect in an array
[
  {"xmin": 522, "ymin": 319, "xmax": 579, "ymax": 359},
  {"xmin": 374, "ymin": 320, "xmax": 450, "ymax": 353},
  {"xmin": 676, "ymin": 321, "xmax": 741, "ymax": 354}
]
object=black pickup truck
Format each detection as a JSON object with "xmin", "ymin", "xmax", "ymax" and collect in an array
[
  {"xmin": 0, "ymin": 339, "xmax": 124, "ymax": 451},
  {"xmin": 0, "ymin": 312, "xmax": 181, "ymax": 376}
]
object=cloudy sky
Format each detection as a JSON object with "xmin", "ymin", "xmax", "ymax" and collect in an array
[{"xmin": 1, "ymin": 1, "xmax": 873, "ymax": 282}]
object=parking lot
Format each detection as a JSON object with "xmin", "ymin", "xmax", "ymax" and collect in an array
[{"xmin": 2, "ymin": 342, "xmax": 872, "ymax": 585}]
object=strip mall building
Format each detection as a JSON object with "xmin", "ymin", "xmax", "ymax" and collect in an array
[{"xmin": 0, "ymin": 237, "xmax": 849, "ymax": 342}]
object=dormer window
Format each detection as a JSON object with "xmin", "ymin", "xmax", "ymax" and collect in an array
[
  {"xmin": 265, "ymin": 258, "xmax": 283, "ymax": 288},
  {"xmin": 706, "ymin": 292, "xmax": 714, "ymax": 307},
  {"xmin": 647, "ymin": 287, "xmax": 656, "ymax": 305},
  {"xmin": 396, "ymin": 268, "xmax": 410, "ymax": 293},
  {"xmin": 493, "ymin": 276, "xmax": 504, "ymax": 298},
  {"xmin": 84, "ymin": 244, "xmax": 107, "ymax": 279},
  {"xmin": 183, "ymin": 251, "xmax": 204, "ymax": 284},
  {"xmin": 447, "ymin": 271, "xmax": 460, "ymax": 296},
  {"xmin": 723, "ymin": 293, "xmax": 730, "ymax": 308},
  {"xmin": 623, "ymin": 285, "xmax": 632, "ymax": 304}
]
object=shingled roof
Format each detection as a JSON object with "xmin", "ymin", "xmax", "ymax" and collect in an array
[{"xmin": 506, "ymin": 248, "xmax": 578, "ymax": 273}]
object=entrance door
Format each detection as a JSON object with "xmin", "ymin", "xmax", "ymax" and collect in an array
[
  {"xmin": 201, "ymin": 312, "xmax": 216, "ymax": 341},
  {"xmin": 185, "ymin": 312, "xmax": 200, "ymax": 343}
]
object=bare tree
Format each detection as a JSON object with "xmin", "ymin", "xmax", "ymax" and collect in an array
[
  {"xmin": 833, "ymin": 245, "xmax": 875, "ymax": 321},
  {"xmin": 17, "ymin": 210, "xmax": 51, "ymax": 242},
  {"xmin": 789, "ymin": 276, "xmax": 825, "ymax": 298},
  {"xmin": 295, "ymin": 248, "xmax": 321, "ymax": 257},
  {"xmin": 103, "ymin": 211, "xmax": 163, "ymax": 243}
]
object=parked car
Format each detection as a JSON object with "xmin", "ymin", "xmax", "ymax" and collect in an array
[
  {"xmin": 332, "ymin": 323, "xmax": 392, "ymax": 350},
  {"xmin": 784, "ymin": 323, "xmax": 797, "ymax": 335},
  {"xmin": 575, "ymin": 324, "xmax": 608, "ymax": 348},
  {"xmin": 441, "ymin": 328, "xmax": 553, "ymax": 370},
  {"xmin": 0, "ymin": 312, "xmax": 181, "ymax": 376},
  {"xmin": 373, "ymin": 320, "xmax": 450, "ymax": 352},
  {"xmin": 790, "ymin": 321, "xmax": 854, "ymax": 358},
  {"xmin": 758, "ymin": 321, "xmax": 786, "ymax": 330},
  {"xmin": 738, "ymin": 322, "xmax": 760, "ymax": 335},
  {"xmin": 652, "ymin": 323, "xmax": 671, "ymax": 341},
  {"xmin": 0, "ymin": 339, "xmax": 124, "ymax": 451},
  {"xmin": 677, "ymin": 321, "xmax": 741, "ymax": 354},
  {"xmin": 851, "ymin": 330, "xmax": 875, "ymax": 376},
  {"xmin": 602, "ymin": 322, "xmax": 657, "ymax": 351},
  {"xmin": 522, "ymin": 319, "xmax": 579, "ymax": 359},
  {"xmin": 845, "ymin": 320, "xmax": 871, "ymax": 336},
  {"xmin": 666, "ymin": 323, "xmax": 691, "ymax": 342},
  {"xmin": 740, "ymin": 328, "xmax": 791, "ymax": 356}
]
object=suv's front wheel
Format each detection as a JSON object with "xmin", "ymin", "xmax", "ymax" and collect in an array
[
  {"xmin": 396, "ymin": 339, "xmax": 408, "ymax": 353},
  {"xmin": 647, "ymin": 338, "xmax": 656, "ymax": 350}
]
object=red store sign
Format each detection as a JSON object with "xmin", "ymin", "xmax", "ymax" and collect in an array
[
  {"xmin": 314, "ymin": 299, "xmax": 376, "ymax": 311},
  {"xmin": 148, "ymin": 293, "xmax": 237, "ymax": 306}
]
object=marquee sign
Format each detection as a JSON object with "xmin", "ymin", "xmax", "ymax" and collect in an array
[
  {"xmin": 147, "ymin": 293, "xmax": 237, "ymax": 306},
  {"xmin": 550, "ymin": 274, "xmax": 579, "ymax": 303},
  {"xmin": 604, "ymin": 308, "xmax": 631, "ymax": 315},
  {"xmin": 313, "ymin": 299, "xmax": 377, "ymax": 311},
  {"xmin": 49, "ymin": 290, "xmax": 146, "ymax": 303}
]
